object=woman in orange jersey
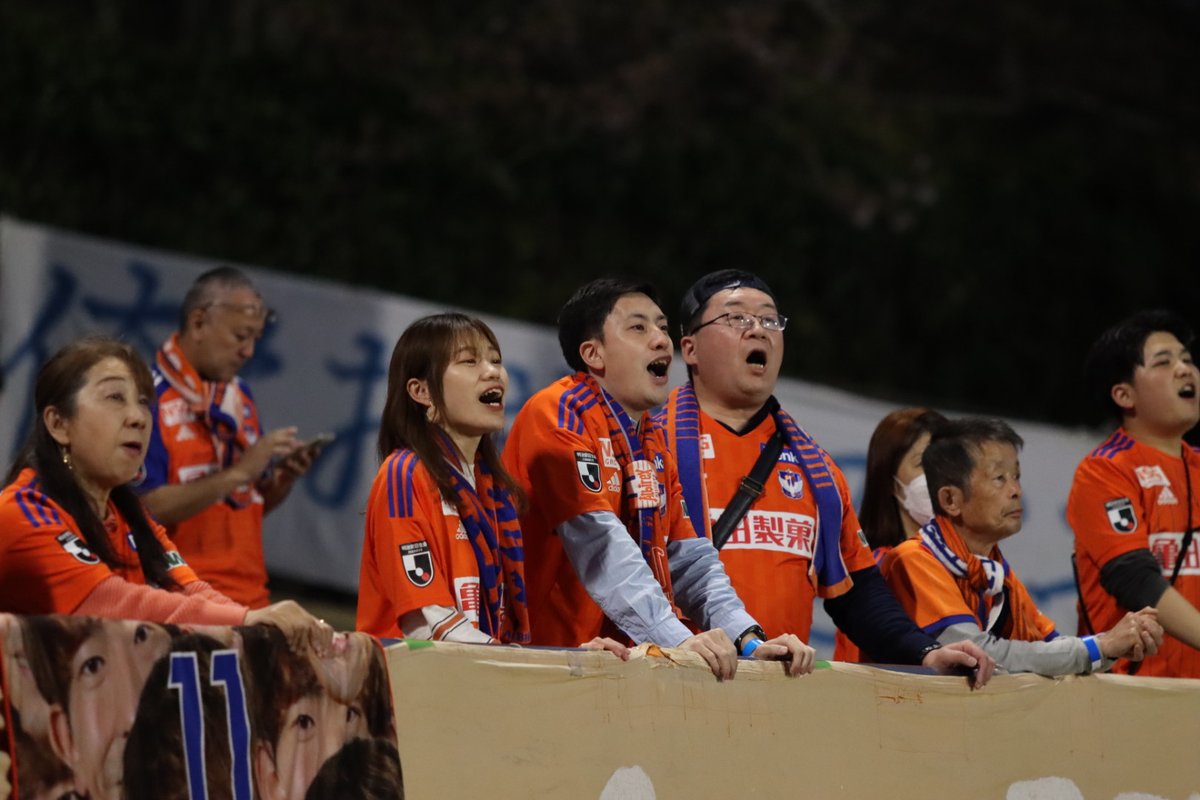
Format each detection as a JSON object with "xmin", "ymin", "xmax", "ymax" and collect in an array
[
  {"xmin": 356, "ymin": 312, "xmax": 537, "ymax": 643},
  {"xmin": 356, "ymin": 312, "xmax": 626, "ymax": 656},
  {"xmin": 0, "ymin": 336, "xmax": 329, "ymax": 643},
  {"xmin": 833, "ymin": 407, "xmax": 946, "ymax": 662}
]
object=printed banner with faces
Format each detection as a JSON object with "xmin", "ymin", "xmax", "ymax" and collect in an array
[{"xmin": 0, "ymin": 614, "xmax": 402, "ymax": 800}]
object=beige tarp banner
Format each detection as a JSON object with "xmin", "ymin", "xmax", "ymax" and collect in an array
[{"xmin": 388, "ymin": 642, "xmax": 1200, "ymax": 799}]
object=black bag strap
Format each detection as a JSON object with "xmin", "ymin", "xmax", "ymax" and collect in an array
[
  {"xmin": 712, "ymin": 430, "xmax": 785, "ymax": 550},
  {"xmin": 1170, "ymin": 449, "xmax": 1195, "ymax": 585}
]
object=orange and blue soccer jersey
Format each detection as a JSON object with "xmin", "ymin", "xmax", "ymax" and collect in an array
[
  {"xmin": 1067, "ymin": 430, "xmax": 1200, "ymax": 677},
  {"xmin": 140, "ymin": 372, "xmax": 269, "ymax": 608},
  {"xmin": 357, "ymin": 450, "xmax": 489, "ymax": 639},
  {"xmin": 502, "ymin": 376, "xmax": 697, "ymax": 647},
  {"xmin": 0, "ymin": 468, "xmax": 200, "ymax": 614},
  {"xmin": 671, "ymin": 406, "xmax": 876, "ymax": 642},
  {"xmin": 881, "ymin": 536, "xmax": 1058, "ymax": 643}
]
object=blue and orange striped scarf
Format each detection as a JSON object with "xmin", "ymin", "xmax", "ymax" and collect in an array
[
  {"xmin": 919, "ymin": 516, "xmax": 1043, "ymax": 640},
  {"xmin": 156, "ymin": 332, "xmax": 257, "ymax": 508},
  {"xmin": 659, "ymin": 383, "xmax": 853, "ymax": 599},
  {"xmin": 436, "ymin": 433, "xmax": 531, "ymax": 644},
  {"xmin": 562, "ymin": 373, "xmax": 677, "ymax": 605}
]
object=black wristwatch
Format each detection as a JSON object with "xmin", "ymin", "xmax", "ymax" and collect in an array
[
  {"xmin": 919, "ymin": 641, "xmax": 943, "ymax": 660},
  {"xmin": 735, "ymin": 625, "xmax": 767, "ymax": 656}
]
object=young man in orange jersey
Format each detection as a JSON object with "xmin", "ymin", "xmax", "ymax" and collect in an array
[
  {"xmin": 883, "ymin": 416, "xmax": 1160, "ymax": 675},
  {"xmin": 504, "ymin": 278, "xmax": 812, "ymax": 680},
  {"xmin": 658, "ymin": 269, "xmax": 993, "ymax": 682},
  {"xmin": 1068, "ymin": 310, "xmax": 1200, "ymax": 677},
  {"xmin": 138, "ymin": 267, "xmax": 315, "ymax": 608}
]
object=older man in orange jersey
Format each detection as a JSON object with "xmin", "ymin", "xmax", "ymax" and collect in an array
[{"xmin": 139, "ymin": 267, "xmax": 315, "ymax": 607}]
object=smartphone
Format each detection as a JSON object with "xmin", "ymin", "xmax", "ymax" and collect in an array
[{"xmin": 300, "ymin": 432, "xmax": 336, "ymax": 459}]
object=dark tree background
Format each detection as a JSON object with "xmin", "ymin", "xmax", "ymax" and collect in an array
[{"xmin": 3, "ymin": 1, "xmax": 1199, "ymax": 428}]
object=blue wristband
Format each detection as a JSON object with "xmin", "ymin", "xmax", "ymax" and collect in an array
[
  {"xmin": 741, "ymin": 638, "xmax": 764, "ymax": 658},
  {"xmin": 1082, "ymin": 635, "xmax": 1102, "ymax": 664}
]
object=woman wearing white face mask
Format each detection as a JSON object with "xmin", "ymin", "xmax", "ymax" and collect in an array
[{"xmin": 834, "ymin": 407, "xmax": 947, "ymax": 662}]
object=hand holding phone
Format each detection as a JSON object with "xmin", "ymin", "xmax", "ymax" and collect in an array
[
  {"xmin": 300, "ymin": 432, "xmax": 336, "ymax": 459},
  {"xmin": 279, "ymin": 433, "xmax": 335, "ymax": 476}
]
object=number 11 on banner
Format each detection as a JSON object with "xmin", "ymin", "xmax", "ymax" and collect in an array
[{"xmin": 168, "ymin": 650, "xmax": 254, "ymax": 800}]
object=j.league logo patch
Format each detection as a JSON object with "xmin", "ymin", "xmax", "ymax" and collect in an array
[
  {"xmin": 576, "ymin": 451, "xmax": 602, "ymax": 493},
  {"xmin": 56, "ymin": 531, "xmax": 100, "ymax": 565},
  {"xmin": 1104, "ymin": 498, "xmax": 1138, "ymax": 534},
  {"xmin": 401, "ymin": 540, "xmax": 435, "ymax": 587}
]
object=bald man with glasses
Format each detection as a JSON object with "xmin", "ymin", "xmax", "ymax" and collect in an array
[
  {"xmin": 655, "ymin": 270, "xmax": 994, "ymax": 683},
  {"xmin": 138, "ymin": 266, "xmax": 315, "ymax": 608}
]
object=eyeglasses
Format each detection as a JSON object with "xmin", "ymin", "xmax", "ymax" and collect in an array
[
  {"xmin": 690, "ymin": 312, "xmax": 787, "ymax": 334},
  {"xmin": 202, "ymin": 301, "xmax": 278, "ymax": 325}
]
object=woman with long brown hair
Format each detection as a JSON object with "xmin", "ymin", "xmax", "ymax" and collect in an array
[
  {"xmin": 0, "ymin": 336, "xmax": 328, "ymax": 641},
  {"xmin": 356, "ymin": 313, "xmax": 535, "ymax": 643}
]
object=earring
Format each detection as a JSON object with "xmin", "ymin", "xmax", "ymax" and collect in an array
[{"xmin": 61, "ymin": 448, "xmax": 72, "ymax": 470}]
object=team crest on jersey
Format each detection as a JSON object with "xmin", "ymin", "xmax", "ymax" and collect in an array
[
  {"xmin": 56, "ymin": 531, "xmax": 100, "ymax": 565},
  {"xmin": 1104, "ymin": 498, "xmax": 1138, "ymax": 534},
  {"xmin": 400, "ymin": 541, "xmax": 435, "ymax": 587},
  {"xmin": 777, "ymin": 470, "xmax": 804, "ymax": 500},
  {"xmin": 598, "ymin": 438, "xmax": 620, "ymax": 469},
  {"xmin": 575, "ymin": 451, "xmax": 602, "ymax": 493}
]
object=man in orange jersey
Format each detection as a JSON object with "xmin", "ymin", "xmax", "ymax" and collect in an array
[
  {"xmin": 138, "ymin": 267, "xmax": 315, "ymax": 607},
  {"xmin": 658, "ymin": 269, "xmax": 993, "ymax": 682},
  {"xmin": 884, "ymin": 416, "xmax": 1161, "ymax": 675},
  {"xmin": 1068, "ymin": 310, "xmax": 1200, "ymax": 677},
  {"xmin": 504, "ymin": 278, "xmax": 813, "ymax": 680}
]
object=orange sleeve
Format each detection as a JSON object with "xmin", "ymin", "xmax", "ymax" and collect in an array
[
  {"xmin": 358, "ymin": 452, "xmax": 458, "ymax": 637},
  {"xmin": 182, "ymin": 579, "xmax": 245, "ymax": 607},
  {"xmin": 74, "ymin": 575, "xmax": 247, "ymax": 626},
  {"xmin": 503, "ymin": 391, "xmax": 619, "ymax": 530},
  {"xmin": 0, "ymin": 491, "xmax": 114, "ymax": 615},
  {"xmin": 881, "ymin": 542, "xmax": 979, "ymax": 635},
  {"xmin": 1067, "ymin": 456, "xmax": 1152, "ymax": 570}
]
